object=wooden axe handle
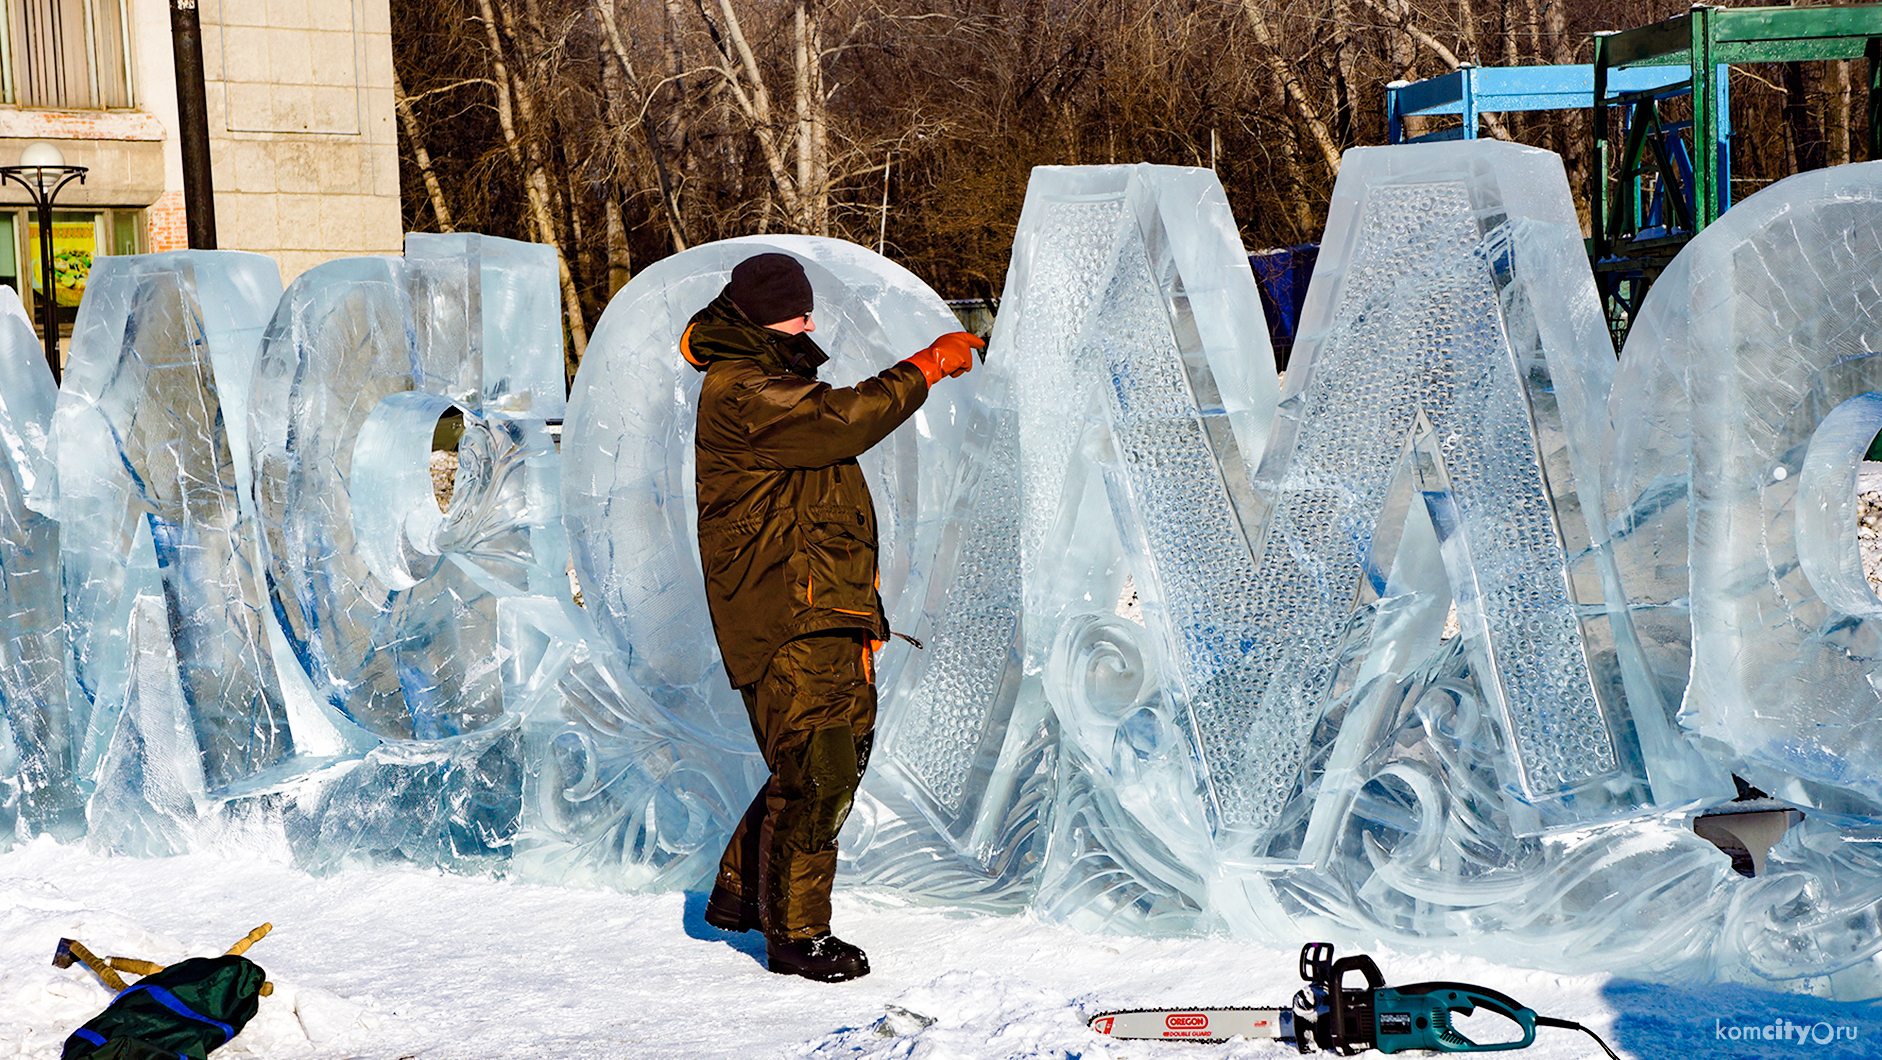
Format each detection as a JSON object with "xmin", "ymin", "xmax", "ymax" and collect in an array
[
  {"xmin": 106, "ymin": 957, "xmax": 166, "ymax": 976},
  {"xmin": 226, "ymin": 922, "xmax": 273, "ymax": 956},
  {"xmin": 53, "ymin": 939, "xmax": 127, "ymax": 992}
]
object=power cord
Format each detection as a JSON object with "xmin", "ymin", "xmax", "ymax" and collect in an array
[{"xmin": 1536, "ymin": 1015, "xmax": 1624, "ymax": 1060}]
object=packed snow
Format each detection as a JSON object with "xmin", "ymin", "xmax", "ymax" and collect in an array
[{"xmin": 3, "ymin": 836, "xmax": 1876, "ymax": 1059}]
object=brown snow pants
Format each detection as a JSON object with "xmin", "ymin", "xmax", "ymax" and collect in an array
[{"xmin": 712, "ymin": 631, "xmax": 876, "ymax": 941}]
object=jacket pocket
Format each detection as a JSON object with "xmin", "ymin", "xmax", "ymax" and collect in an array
[{"xmin": 800, "ymin": 520, "xmax": 877, "ymax": 617}]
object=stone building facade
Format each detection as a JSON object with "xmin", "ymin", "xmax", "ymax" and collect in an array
[{"xmin": 0, "ymin": 0, "xmax": 402, "ymax": 353}]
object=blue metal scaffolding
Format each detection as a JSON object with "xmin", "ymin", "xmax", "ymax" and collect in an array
[{"xmin": 1385, "ymin": 63, "xmax": 1698, "ymax": 145}]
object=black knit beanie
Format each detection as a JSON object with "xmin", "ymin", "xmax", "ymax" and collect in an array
[{"xmin": 726, "ymin": 253, "xmax": 814, "ymax": 326}]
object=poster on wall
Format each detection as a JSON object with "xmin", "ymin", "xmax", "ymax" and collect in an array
[{"xmin": 28, "ymin": 215, "xmax": 99, "ymax": 307}]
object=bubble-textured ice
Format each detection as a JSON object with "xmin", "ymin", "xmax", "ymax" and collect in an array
[
  {"xmin": 1231, "ymin": 145, "xmax": 1725, "ymax": 854},
  {"xmin": 993, "ymin": 164, "xmax": 1277, "ymax": 926}
]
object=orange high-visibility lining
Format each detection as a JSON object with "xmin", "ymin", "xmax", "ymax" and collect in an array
[
  {"xmin": 808, "ymin": 570, "xmax": 870, "ymax": 617},
  {"xmin": 681, "ymin": 323, "xmax": 707, "ymax": 366}
]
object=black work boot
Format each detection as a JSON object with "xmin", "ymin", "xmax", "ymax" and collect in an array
[
  {"xmin": 703, "ymin": 886, "xmax": 760, "ymax": 933},
  {"xmin": 766, "ymin": 933, "xmax": 870, "ymax": 982}
]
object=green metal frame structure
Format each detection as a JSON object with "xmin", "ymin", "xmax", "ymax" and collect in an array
[{"xmin": 1591, "ymin": 5, "xmax": 1882, "ymax": 347}]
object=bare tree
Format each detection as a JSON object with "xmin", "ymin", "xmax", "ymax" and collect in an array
[{"xmin": 389, "ymin": 0, "xmax": 1878, "ymax": 369}]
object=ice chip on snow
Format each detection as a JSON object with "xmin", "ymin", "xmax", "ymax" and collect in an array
[{"xmin": 1606, "ymin": 160, "xmax": 1882, "ymax": 817}]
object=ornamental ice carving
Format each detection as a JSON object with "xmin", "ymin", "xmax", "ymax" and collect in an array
[{"xmin": 3, "ymin": 157, "xmax": 1882, "ymax": 999}]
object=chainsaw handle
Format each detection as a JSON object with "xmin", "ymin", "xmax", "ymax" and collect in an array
[
  {"xmin": 1300, "ymin": 942, "xmax": 1333, "ymax": 982},
  {"xmin": 1322, "ymin": 954, "xmax": 1386, "ymax": 1055},
  {"xmin": 1386, "ymin": 981, "xmax": 1539, "ymax": 1052},
  {"xmin": 1330, "ymin": 954, "xmax": 1385, "ymax": 992}
]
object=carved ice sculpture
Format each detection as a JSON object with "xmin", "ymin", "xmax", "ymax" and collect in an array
[
  {"xmin": 0, "ymin": 287, "xmax": 76, "ymax": 844},
  {"xmin": 49, "ymin": 253, "xmax": 292, "ymax": 805},
  {"xmin": 985, "ymin": 165, "xmax": 1276, "ymax": 931},
  {"xmin": 556, "ymin": 236, "xmax": 1044, "ymax": 904},
  {"xmin": 1607, "ymin": 161, "xmax": 1882, "ymax": 819},
  {"xmin": 998, "ymin": 147, "xmax": 1735, "ymax": 956},
  {"xmin": 1238, "ymin": 143, "xmax": 1727, "ymax": 854},
  {"xmin": 1603, "ymin": 162, "xmax": 1882, "ymax": 997},
  {"xmin": 248, "ymin": 234, "xmax": 566, "ymax": 870},
  {"xmin": 13, "ymin": 147, "xmax": 1882, "ymax": 998},
  {"xmin": 1200, "ymin": 143, "xmax": 1741, "ymax": 965},
  {"xmin": 251, "ymin": 235, "xmax": 564, "ymax": 745}
]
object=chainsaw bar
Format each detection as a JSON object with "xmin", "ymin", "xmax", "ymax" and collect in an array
[{"xmin": 1088, "ymin": 1006, "xmax": 1296, "ymax": 1043}]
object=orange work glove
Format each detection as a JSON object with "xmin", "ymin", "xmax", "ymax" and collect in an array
[{"xmin": 902, "ymin": 331, "xmax": 986, "ymax": 386}]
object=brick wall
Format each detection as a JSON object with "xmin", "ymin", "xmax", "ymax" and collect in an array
[{"xmin": 146, "ymin": 191, "xmax": 189, "ymax": 253}]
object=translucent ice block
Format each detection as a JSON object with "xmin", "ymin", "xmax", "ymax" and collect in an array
[
  {"xmin": 251, "ymin": 238, "xmax": 567, "ymax": 744},
  {"xmin": 1723, "ymin": 817, "xmax": 1882, "ymax": 997},
  {"xmin": 509, "ymin": 611, "xmax": 765, "ymax": 893},
  {"xmin": 52, "ymin": 252, "xmax": 292, "ymax": 794},
  {"xmin": 558, "ymin": 236, "xmax": 1040, "ymax": 902},
  {"xmin": 285, "ymin": 716, "xmax": 524, "ymax": 874},
  {"xmin": 1225, "ymin": 637, "xmax": 1740, "ymax": 978},
  {"xmin": 987, "ymin": 164, "xmax": 1277, "ymax": 928},
  {"xmin": 0, "ymin": 286, "xmax": 79, "ymax": 841},
  {"xmin": 1606, "ymin": 161, "xmax": 1882, "ymax": 816},
  {"xmin": 404, "ymin": 233, "xmax": 566, "ymax": 420},
  {"xmin": 848, "ymin": 395, "xmax": 1041, "ymax": 911},
  {"xmin": 84, "ymin": 594, "xmax": 209, "ymax": 857},
  {"xmin": 1228, "ymin": 142, "xmax": 1724, "ymax": 857},
  {"xmin": 994, "ymin": 165, "xmax": 1278, "ymax": 626}
]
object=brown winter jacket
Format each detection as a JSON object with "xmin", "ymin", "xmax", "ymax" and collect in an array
[{"xmin": 683, "ymin": 291, "xmax": 930, "ymax": 688}]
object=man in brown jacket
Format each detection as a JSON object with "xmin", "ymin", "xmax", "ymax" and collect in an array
[{"xmin": 683, "ymin": 252, "xmax": 982, "ymax": 981}]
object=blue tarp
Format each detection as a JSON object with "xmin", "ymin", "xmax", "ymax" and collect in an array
[{"xmin": 1250, "ymin": 244, "xmax": 1318, "ymax": 371}]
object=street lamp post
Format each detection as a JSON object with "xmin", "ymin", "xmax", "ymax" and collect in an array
[{"xmin": 0, "ymin": 141, "xmax": 88, "ymax": 384}]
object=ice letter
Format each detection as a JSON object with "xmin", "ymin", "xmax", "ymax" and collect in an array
[
  {"xmin": 556, "ymin": 236, "xmax": 1040, "ymax": 899},
  {"xmin": 1162, "ymin": 141, "xmax": 1734, "ymax": 972},
  {"xmin": 51, "ymin": 252, "xmax": 291, "ymax": 795},
  {"xmin": 1225, "ymin": 142, "xmax": 1723, "ymax": 863},
  {"xmin": 987, "ymin": 164, "xmax": 1277, "ymax": 930},
  {"xmin": 0, "ymin": 287, "xmax": 79, "ymax": 842},
  {"xmin": 1606, "ymin": 161, "xmax": 1882, "ymax": 817},
  {"xmin": 251, "ymin": 236, "xmax": 565, "ymax": 744}
]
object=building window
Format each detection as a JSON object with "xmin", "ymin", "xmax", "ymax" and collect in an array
[
  {"xmin": 4, "ymin": 207, "xmax": 143, "ymax": 336},
  {"xmin": 1, "ymin": 0, "xmax": 133, "ymax": 110}
]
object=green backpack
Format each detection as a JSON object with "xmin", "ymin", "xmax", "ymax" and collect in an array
[{"xmin": 62, "ymin": 955, "xmax": 267, "ymax": 1060}]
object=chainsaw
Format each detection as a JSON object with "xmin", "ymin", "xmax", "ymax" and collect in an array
[{"xmin": 1088, "ymin": 943, "xmax": 1619, "ymax": 1056}]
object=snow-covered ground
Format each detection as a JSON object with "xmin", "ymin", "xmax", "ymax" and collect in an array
[{"xmin": 2, "ymin": 836, "xmax": 1876, "ymax": 1059}]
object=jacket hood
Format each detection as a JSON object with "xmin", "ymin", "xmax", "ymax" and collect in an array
[{"xmin": 682, "ymin": 289, "xmax": 829, "ymax": 379}]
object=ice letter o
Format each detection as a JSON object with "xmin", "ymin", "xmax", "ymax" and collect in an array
[
  {"xmin": 1607, "ymin": 160, "xmax": 1882, "ymax": 813},
  {"xmin": 1797, "ymin": 392, "xmax": 1882, "ymax": 619}
]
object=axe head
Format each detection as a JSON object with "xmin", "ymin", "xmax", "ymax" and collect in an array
[{"xmin": 52, "ymin": 938, "xmax": 79, "ymax": 969}]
